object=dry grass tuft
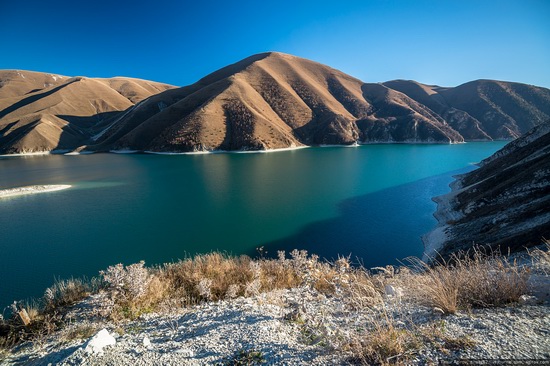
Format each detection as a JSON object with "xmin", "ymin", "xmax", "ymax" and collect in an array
[
  {"xmin": 529, "ymin": 240, "xmax": 550, "ymax": 274},
  {"xmin": 63, "ymin": 323, "xmax": 98, "ymax": 341},
  {"xmin": 0, "ymin": 277, "xmax": 96, "ymax": 352},
  {"xmin": 349, "ymin": 315, "xmax": 420, "ymax": 365},
  {"xmin": 403, "ymin": 250, "xmax": 530, "ymax": 314},
  {"xmin": 43, "ymin": 278, "xmax": 94, "ymax": 312},
  {"xmin": 161, "ymin": 253, "xmax": 255, "ymax": 303}
]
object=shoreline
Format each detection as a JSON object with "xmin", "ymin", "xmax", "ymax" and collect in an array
[
  {"xmin": 0, "ymin": 184, "xmax": 72, "ymax": 199},
  {"xmin": 0, "ymin": 140, "xmax": 507, "ymax": 158},
  {"xmin": 421, "ymin": 174, "xmax": 468, "ymax": 261},
  {"xmin": 144, "ymin": 145, "xmax": 310, "ymax": 155}
]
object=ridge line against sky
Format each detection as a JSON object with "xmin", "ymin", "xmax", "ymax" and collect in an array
[{"xmin": 1, "ymin": 0, "xmax": 549, "ymax": 88}]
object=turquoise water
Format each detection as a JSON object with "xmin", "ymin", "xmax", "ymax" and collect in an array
[{"xmin": 0, "ymin": 142, "xmax": 507, "ymax": 307}]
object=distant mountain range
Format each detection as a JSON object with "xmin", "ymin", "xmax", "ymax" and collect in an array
[
  {"xmin": 423, "ymin": 120, "xmax": 550, "ymax": 259},
  {"xmin": 1, "ymin": 52, "xmax": 550, "ymax": 154}
]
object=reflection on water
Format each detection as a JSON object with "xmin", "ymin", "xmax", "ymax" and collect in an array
[
  {"xmin": 0, "ymin": 142, "xmax": 507, "ymax": 307},
  {"xmin": 71, "ymin": 181, "xmax": 126, "ymax": 190}
]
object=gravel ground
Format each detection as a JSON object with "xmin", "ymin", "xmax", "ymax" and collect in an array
[{"xmin": 2, "ymin": 285, "xmax": 549, "ymax": 366}]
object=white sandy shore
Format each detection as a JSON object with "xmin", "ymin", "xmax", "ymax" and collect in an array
[
  {"xmin": 2, "ymin": 141, "xmax": 489, "ymax": 158},
  {"xmin": 0, "ymin": 151, "xmax": 51, "ymax": 157},
  {"xmin": 143, "ymin": 145, "xmax": 310, "ymax": 155},
  {"xmin": 64, "ymin": 151, "xmax": 94, "ymax": 156},
  {"xmin": 0, "ymin": 185, "xmax": 72, "ymax": 199}
]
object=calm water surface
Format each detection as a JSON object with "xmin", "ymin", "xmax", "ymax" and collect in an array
[{"xmin": 0, "ymin": 142, "xmax": 507, "ymax": 307}]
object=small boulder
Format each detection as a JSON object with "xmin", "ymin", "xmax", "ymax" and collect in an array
[
  {"xmin": 84, "ymin": 329, "xmax": 116, "ymax": 355},
  {"xmin": 143, "ymin": 335, "xmax": 151, "ymax": 348}
]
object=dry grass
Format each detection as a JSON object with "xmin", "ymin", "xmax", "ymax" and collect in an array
[
  {"xmin": 98, "ymin": 251, "xmax": 384, "ymax": 321},
  {"xmin": 348, "ymin": 312, "xmax": 421, "ymax": 365},
  {"xmin": 529, "ymin": 240, "xmax": 550, "ymax": 274},
  {"xmin": 43, "ymin": 278, "xmax": 95, "ymax": 312},
  {"xmin": 100, "ymin": 251, "xmax": 304, "ymax": 320},
  {"xmin": 347, "ymin": 311, "xmax": 479, "ymax": 365},
  {"xmin": 0, "ymin": 278, "xmax": 96, "ymax": 352},
  {"xmin": 402, "ymin": 250, "xmax": 530, "ymax": 314},
  {"xmin": 63, "ymin": 323, "xmax": 98, "ymax": 341},
  {"xmin": 1, "ymin": 245, "xmax": 546, "ymax": 355}
]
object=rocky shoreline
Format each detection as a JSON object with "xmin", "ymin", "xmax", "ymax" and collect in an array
[
  {"xmin": 421, "ymin": 121, "xmax": 550, "ymax": 260},
  {"xmin": 421, "ymin": 173, "xmax": 468, "ymax": 261}
]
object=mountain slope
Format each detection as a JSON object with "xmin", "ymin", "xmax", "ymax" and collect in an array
[
  {"xmin": 2, "ymin": 53, "xmax": 550, "ymax": 154},
  {"xmin": 383, "ymin": 79, "xmax": 550, "ymax": 140},
  {"xmin": 93, "ymin": 52, "xmax": 465, "ymax": 152},
  {"xmin": 423, "ymin": 121, "xmax": 550, "ymax": 260},
  {"xmin": 0, "ymin": 71, "xmax": 175, "ymax": 153}
]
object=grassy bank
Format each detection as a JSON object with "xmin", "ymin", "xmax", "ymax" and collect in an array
[{"xmin": 1, "ymin": 244, "xmax": 548, "ymax": 364}]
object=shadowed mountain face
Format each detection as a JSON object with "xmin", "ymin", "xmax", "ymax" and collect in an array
[
  {"xmin": 422, "ymin": 121, "xmax": 550, "ymax": 260},
  {"xmin": 0, "ymin": 70, "xmax": 175, "ymax": 154},
  {"xmin": 1, "ymin": 53, "xmax": 550, "ymax": 154}
]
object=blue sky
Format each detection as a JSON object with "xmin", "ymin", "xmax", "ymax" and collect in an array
[{"xmin": 1, "ymin": 0, "xmax": 549, "ymax": 88}]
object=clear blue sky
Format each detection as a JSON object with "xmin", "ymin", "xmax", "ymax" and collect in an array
[{"xmin": 1, "ymin": 0, "xmax": 549, "ymax": 88}]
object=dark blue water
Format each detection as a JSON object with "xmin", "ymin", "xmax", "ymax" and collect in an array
[{"xmin": 0, "ymin": 142, "xmax": 507, "ymax": 307}]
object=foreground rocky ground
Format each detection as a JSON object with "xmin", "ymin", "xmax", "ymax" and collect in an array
[{"xmin": 1, "ymin": 249, "xmax": 549, "ymax": 365}]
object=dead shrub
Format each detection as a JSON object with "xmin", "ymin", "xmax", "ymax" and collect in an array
[{"xmin": 310, "ymin": 257, "xmax": 383, "ymax": 308}]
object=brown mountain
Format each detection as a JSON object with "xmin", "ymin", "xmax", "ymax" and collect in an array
[
  {"xmin": 422, "ymin": 120, "xmax": 550, "ymax": 260},
  {"xmin": 0, "ymin": 70, "xmax": 175, "ymax": 153},
  {"xmin": 94, "ymin": 52, "xmax": 465, "ymax": 152},
  {"xmin": 383, "ymin": 79, "xmax": 550, "ymax": 140},
  {"xmin": 1, "ymin": 53, "xmax": 550, "ymax": 154}
]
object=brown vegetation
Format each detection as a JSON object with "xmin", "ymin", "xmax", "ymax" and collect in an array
[
  {"xmin": 403, "ymin": 250, "xmax": 530, "ymax": 314},
  {"xmin": 0, "ymin": 246, "xmax": 546, "ymax": 363}
]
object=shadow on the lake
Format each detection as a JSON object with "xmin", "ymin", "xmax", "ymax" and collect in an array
[{"xmin": 250, "ymin": 168, "xmax": 471, "ymax": 268}]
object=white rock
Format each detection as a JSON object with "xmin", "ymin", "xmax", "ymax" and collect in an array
[
  {"xmin": 84, "ymin": 329, "xmax": 116, "ymax": 355},
  {"xmin": 519, "ymin": 295, "xmax": 538, "ymax": 305},
  {"xmin": 143, "ymin": 335, "xmax": 151, "ymax": 348},
  {"xmin": 384, "ymin": 284, "xmax": 403, "ymax": 297}
]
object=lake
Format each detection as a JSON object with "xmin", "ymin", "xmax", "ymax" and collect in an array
[{"xmin": 0, "ymin": 142, "xmax": 507, "ymax": 307}]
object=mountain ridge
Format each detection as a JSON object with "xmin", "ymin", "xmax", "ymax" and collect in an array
[{"xmin": 1, "ymin": 52, "xmax": 550, "ymax": 154}]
